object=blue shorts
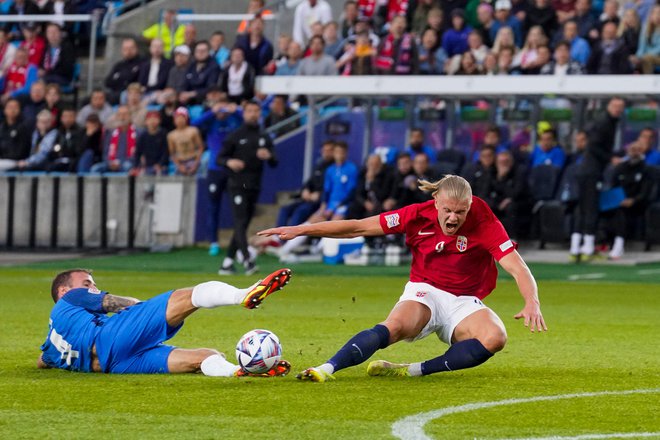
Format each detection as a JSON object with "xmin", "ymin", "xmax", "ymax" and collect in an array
[{"xmin": 95, "ymin": 291, "xmax": 183, "ymax": 374}]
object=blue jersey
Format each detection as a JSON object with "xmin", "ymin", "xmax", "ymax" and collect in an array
[
  {"xmin": 192, "ymin": 109, "xmax": 243, "ymax": 172},
  {"xmin": 40, "ymin": 288, "xmax": 108, "ymax": 372},
  {"xmin": 529, "ymin": 145, "xmax": 566, "ymax": 169},
  {"xmin": 323, "ymin": 161, "xmax": 359, "ymax": 211},
  {"xmin": 646, "ymin": 149, "xmax": 660, "ymax": 166}
]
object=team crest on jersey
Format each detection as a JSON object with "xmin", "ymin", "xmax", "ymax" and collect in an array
[
  {"xmin": 456, "ymin": 235, "xmax": 468, "ymax": 252},
  {"xmin": 384, "ymin": 213, "xmax": 400, "ymax": 228}
]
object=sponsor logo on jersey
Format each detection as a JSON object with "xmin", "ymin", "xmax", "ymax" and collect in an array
[
  {"xmin": 418, "ymin": 230, "xmax": 434, "ymax": 236},
  {"xmin": 239, "ymin": 138, "xmax": 247, "ymax": 144},
  {"xmin": 259, "ymin": 137, "xmax": 265, "ymax": 147},
  {"xmin": 456, "ymin": 235, "xmax": 468, "ymax": 252},
  {"xmin": 499, "ymin": 239, "xmax": 513, "ymax": 252},
  {"xmin": 384, "ymin": 213, "xmax": 400, "ymax": 228},
  {"xmin": 435, "ymin": 241, "xmax": 445, "ymax": 252},
  {"xmin": 88, "ymin": 286, "xmax": 101, "ymax": 294},
  {"xmin": 416, "ymin": 291, "xmax": 427, "ymax": 298}
]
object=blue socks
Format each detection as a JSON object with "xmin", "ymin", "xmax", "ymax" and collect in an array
[
  {"xmin": 420, "ymin": 338, "xmax": 493, "ymax": 375},
  {"xmin": 328, "ymin": 324, "xmax": 390, "ymax": 372}
]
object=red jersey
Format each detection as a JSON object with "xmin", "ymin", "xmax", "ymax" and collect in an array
[
  {"xmin": 5, "ymin": 64, "xmax": 29, "ymax": 93},
  {"xmin": 20, "ymin": 36, "xmax": 46, "ymax": 66},
  {"xmin": 379, "ymin": 196, "xmax": 516, "ymax": 299}
]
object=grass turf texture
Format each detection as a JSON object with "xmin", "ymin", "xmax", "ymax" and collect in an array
[{"xmin": 1, "ymin": 251, "xmax": 658, "ymax": 439}]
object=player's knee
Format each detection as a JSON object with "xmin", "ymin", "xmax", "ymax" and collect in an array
[
  {"xmin": 382, "ymin": 320, "xmax": 404, "ymax": 344},
  {"xmin": 191, "ymin": 348, "xmax": 221, "ymax": 370},
  {"xmin": 481, "ymin": 328, "xmax": 507, "ymax": 353}
]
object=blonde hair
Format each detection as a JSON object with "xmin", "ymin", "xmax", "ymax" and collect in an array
[
  {"xmin": 618, "ymin": 8, "xmax": 640, "ymax": 36},
  {"xmin": 418, "ymin": 174, "xmax": 472, "ymax": 200},
  {"xmin": 492, "ymin": 26, "xmax": 517, "ymax": 55}
]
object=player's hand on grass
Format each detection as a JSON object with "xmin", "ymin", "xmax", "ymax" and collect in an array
[
  {"xmin": 258, "ymin": 226, "xmax": 300, "ymax": 241},
  {"xmin": 514, "ymin": 302, "xmax": 547, "ymax": 333}
]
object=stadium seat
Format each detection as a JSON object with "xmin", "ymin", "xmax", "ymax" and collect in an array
[
  {"xmin": 529, "ymin": 164, "xmax": 561, "ymax": 203},
  {"xmin": 645, "ymin": 202, "xmax": 660, "ymax": 250},
  {"xmin": 529, "ymin": 164, "xmax": 562, "ymax": 247},
  {"xmin": 436, "ymin": 149, "xmax": 466, "ymax": 174},
  {"xmin": 433, "ymin": 161, "xmax": 458, "ymax": 176},
  {"xmin": 61, "ymin": 63, "xmax": 82, "ymax": 107},
  {"xmin": 537, "ymin": 200, "xmax": 568, "ymax": 249},
  {"xmin": 644, "ymin": 166, "xmax": 660, "ymax": 250},
  {"xmin": 537, "ymin": 162, "xmax": 582, "ymax": 248}
]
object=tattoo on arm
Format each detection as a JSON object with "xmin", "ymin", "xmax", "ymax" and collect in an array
[{"xmin": 102, "ymin": 294, "xmax": 140, "ymax": 313}]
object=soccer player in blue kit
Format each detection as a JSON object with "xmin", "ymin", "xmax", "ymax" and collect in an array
[{"xmin": 39, "ymin": 268, "xmax": 292, "ymax": 377}]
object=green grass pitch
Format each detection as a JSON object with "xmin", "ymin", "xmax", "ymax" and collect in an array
[{"xmin": 1, "ymin": 249, "xmax": 659, "ymax": 439}]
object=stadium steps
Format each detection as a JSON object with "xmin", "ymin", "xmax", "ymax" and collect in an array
[{"xmin": 78, "ymin": 57, "xmax": 108, "ymax": 94}]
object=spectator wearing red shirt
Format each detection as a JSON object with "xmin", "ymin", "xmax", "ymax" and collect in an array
[
  {"xmin": 553, "ymin": 0, "xmax": 577, "ymax": 24},
  {"xmin": 1, "ymin": 47, "xmax": 38, "ymax": 100},
  {"xmin": 20, "ymin": 23, "xmax": 46, "ymax": 66},
  {"xmin": 374, "ymin": 15, "xmax": 418, "ymax": 74},
  {"xmin": 260, "ymin": 175, "xmax": 546, "ymax": 382}
]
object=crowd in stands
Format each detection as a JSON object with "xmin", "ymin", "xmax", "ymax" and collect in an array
[
  {"xmin": 0, "ymin": 0, "xmax": 659, "ymax": 261},
  {"xmin": 275, "ymin": 0, "xmax": 660, "ymax": 76},
  {"xmin": 0, "ymin": 0, "xmax": 659, "ymax": 174}
]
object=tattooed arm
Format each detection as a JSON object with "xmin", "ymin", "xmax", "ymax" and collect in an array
[{"xmin": 102, "ymin": 294, "xmax": 141, "ymax": 313}]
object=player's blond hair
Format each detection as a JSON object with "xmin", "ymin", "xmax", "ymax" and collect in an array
[{"xmin": 418, "ymin": 175, "xmax": 472, "ymax": 201}]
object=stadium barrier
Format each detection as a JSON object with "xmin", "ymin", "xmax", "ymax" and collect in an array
[{"xmin": 0, "ymin": 174, "xmax": 197, "ymax": 250}]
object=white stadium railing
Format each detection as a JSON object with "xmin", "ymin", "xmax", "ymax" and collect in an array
[
  {"xmin": 257, "ymin": 75, "xmax": 660, "ymax": 180},
  {"xmin": 257, "ymin": 75, "xmax": 660, "ymax": 97}
]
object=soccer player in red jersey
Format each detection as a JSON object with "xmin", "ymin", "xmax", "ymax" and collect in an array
[{"xmin": 258, "ymin": 175, "xmax": 547, "ymax": 381}]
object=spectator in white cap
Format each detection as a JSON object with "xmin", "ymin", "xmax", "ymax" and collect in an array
[
  {"xmin": 166, "ymin": 45, "xmax": 191, "ymax": 92},
  {"xmin": 490, "ymin": 0, "xmax": 523, "ymax": 47}
]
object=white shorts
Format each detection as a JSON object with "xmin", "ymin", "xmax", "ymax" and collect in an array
[{"xmin": 397, "ymin": 281, "xmax": 488, "ymax": 345}]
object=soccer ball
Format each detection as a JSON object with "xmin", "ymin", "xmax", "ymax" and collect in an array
[{"xmin": 235, "ymin": 329, "xmax": 282, "ymax": 374}]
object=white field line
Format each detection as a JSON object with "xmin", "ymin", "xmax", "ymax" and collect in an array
[
  {"xmin": 391, "ymin": 389, "xmax": 660, "ymax": 440},
  {"xmin": 567, "ymin": 273, "xmax": 607, "ymax": 281},
  {"xmin": 503, "ymin": 432, "xmax": 660, "ymax": 440},
  {"xmin": 636, "ymin": 269, "xmax": 660, "ymax": 275}
]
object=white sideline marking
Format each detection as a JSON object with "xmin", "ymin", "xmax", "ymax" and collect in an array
[
  {"xmin": 637, "ymin": 269, "xmax": 660, "ymax": 276},
  {"xmin": 504, "ymin": 432, "xmax": 660, "ymax": 440},
  {"xmin": 391, "ymin": 389, "xmax": 660, "ymax": 440},
  {"xmin": 567, "ymin": 273, "xmax": 606, "ymax": 281}
]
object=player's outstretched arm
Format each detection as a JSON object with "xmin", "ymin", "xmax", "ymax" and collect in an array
[
  {"xmin": 498, "ymin": 251, "xmax": 548, "ymax": 333},
  {"xmin": 102, "ymin": 294, "xmax": 141, "ymax": 313},
  {"xmin": 258, "ymin": 215, "xmax": 384, "ymax": 240}
]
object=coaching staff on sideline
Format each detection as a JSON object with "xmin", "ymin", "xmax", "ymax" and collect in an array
[{"xmin": 217, "ymin": 100, "xmax": 278, "ymax": 276}]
